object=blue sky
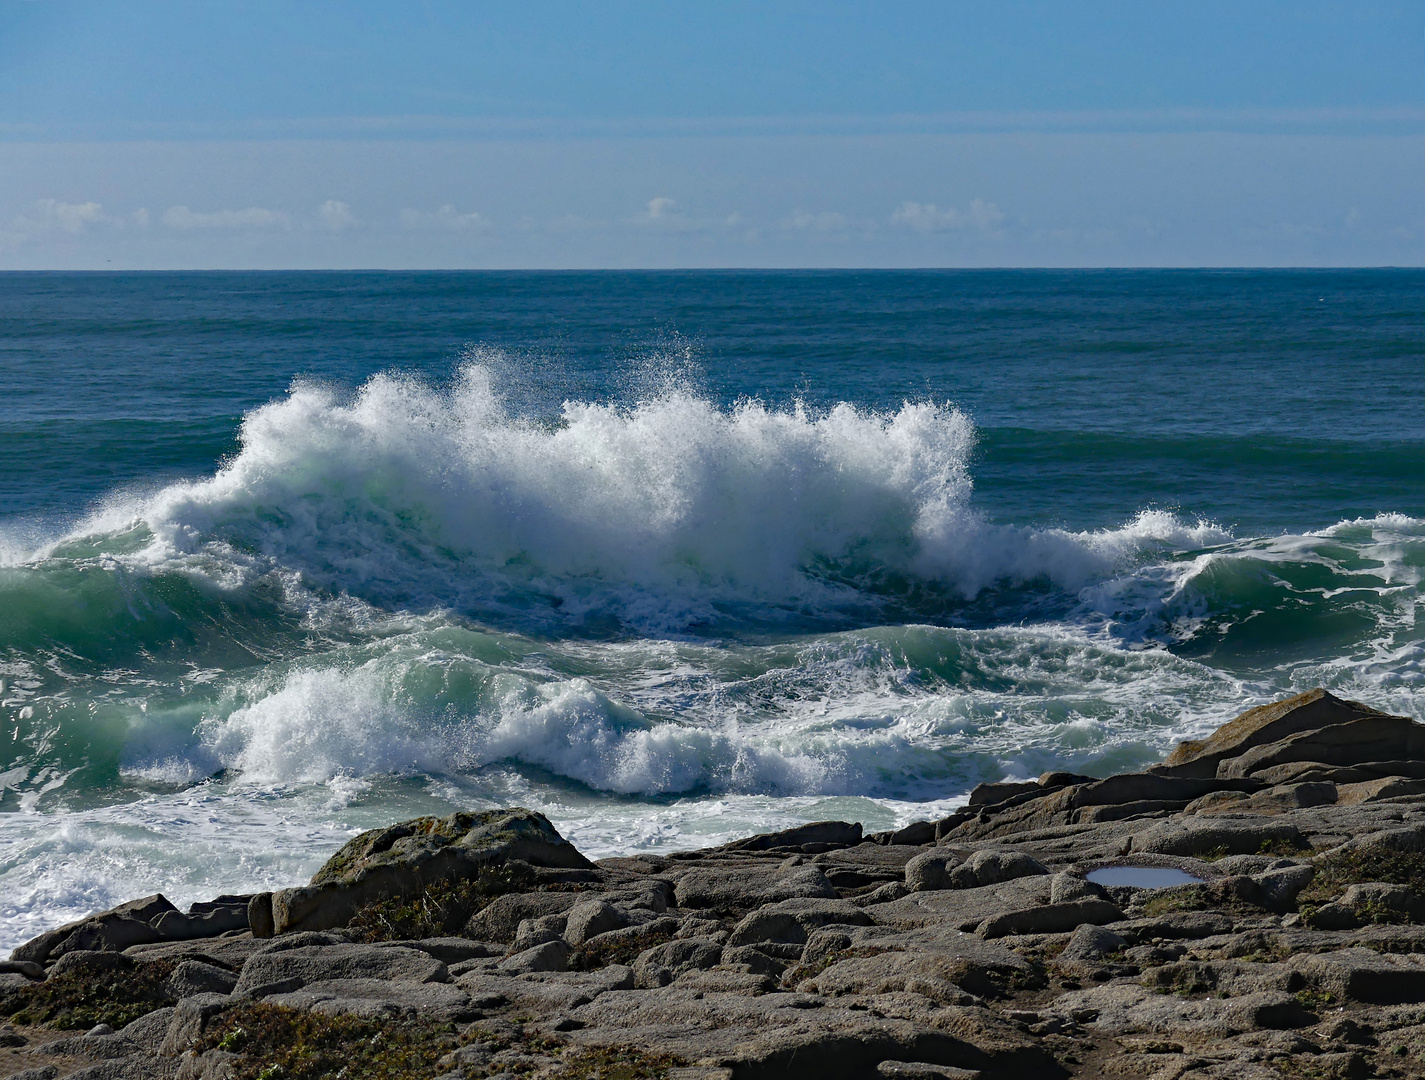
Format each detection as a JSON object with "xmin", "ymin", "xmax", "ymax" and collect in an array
[{"xmin": 2, "ymin": 1, "xmax": 1423, "ymax": 267}]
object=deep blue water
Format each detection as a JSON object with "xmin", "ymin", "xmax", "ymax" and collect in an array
[
  {"xmin": 1, "ymin": 269, "xmax": 1421, "ymax": 947},
  {"xmin": 6, "ymin": 270, "xmax": 1423, "ymax": 529}
]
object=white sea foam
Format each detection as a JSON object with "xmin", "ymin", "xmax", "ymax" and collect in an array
[
  {"xmin": 30, "ymin": 363, "xmax": 1247, "ymax": 633},
  {"xmin": 143, "ymin": 619, "xmax": 1245, "ymax": 802}
]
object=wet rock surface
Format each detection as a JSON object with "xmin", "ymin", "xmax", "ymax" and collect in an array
[{"xmin": 5, "ymin": 689, "xmax": 1425, "ymax": 1079}]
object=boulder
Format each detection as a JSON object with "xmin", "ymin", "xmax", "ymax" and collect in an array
[
  {"xmin": 1059, "ymin": 924, "xmax": 1127, "ymax": 963},
  {"xmin": 1159, "ymin": 689, "xmax": 1392, "ymax": 779},
  {"xmin": 1217, "ymin": 714, "xmax": 1425, "ymax": 780},
  {"xmin": 166, "ymin": 960, "xmax": 239, "ymax": 998},
  {"xmin": 462, "ymin": 891, "xmax": 581, "ymax": 943},
  {"xmin": 873, "ymin": 876, "xmax": 1054, "ymax": 932},
  {"xmin": 904, "ymin": 851, "xmax": 961, "ymax": 892},
  {"xmin": 1334, "ymin": 822, "xmax": 1425, "ymax": 858},
  {"xmin": 247, "ymin": 892, "xmax": 275, "ymax": 939},
  {"xmin": 888, "ymin": 821, "xmax": 938, "ymax": 846},
  {"xmin": 1306, "ymin": 883, "xmax": 1425, "ymax": 930},
  {"xmin": 125, "ymin": 934, "xmax": 267, "ymax": 970},
  {"xmin": 11, "ymin": 895, "xmax": 177, "ymax": 963},
  {"xmin": 967, "ymin": 781, "xmax": 1039, "ymax": 807},
  {"xmin": 269, "ymin": 808, "xmax": 590, "ymax": 935},
  {"xmin": 720, "ymin": 944, "xmax": 790, "ymax": 978},
  {"xmin": 809, "ymin": 951, "xmax": 988, "ymax": 1004},
  {"xmin": 877, "ymin": 1064, "xmax": 979, "ymax": 1080},
  {"xmin": 727, "ymin": 898, "xmax": 874, "ymax": 947},
  {"xmin": 564, "ymin": 990, "xmax": 1058, "ymax": 1080},
  {"xmin": 1048, "ymin": 873, "xmax": 1104, "ymax": 904},
  {"xmin": 633, "ymin": 937, "xmax": 725, "ymax": 987},
  {"xmin": 510, "ymin": 912, "xmax": 568, "ymax": 952},
  {"xmin": 860, "ymin": 881, "xmax": 912, "ymax": 905},
  {"xmin": 946, "ymin": 850, "xmax": 1048, "ymax": 889},
  {"xmin": 497, "ymin": 940, "xmax": 570, "ymax": 975},
  {"xmin": 563, "ymin": 900, "xmax": 630, "ymax": 945},
  {"xmin": 1336, "ymin": 776, "xmax": 1425, "ymax": 805},
  {"xmin": 1198, "ymin": 781, "xmax": 1337, "ymax": 814},
  {"xmin": 1070, "ymin": 773, "xmax": 1256, "ymax": 807},
  {"xmin": 374, "ymin": 936, "xmax": 501, "ymax": 964},
  {"xmin": 151, "ymin": 907, "xmax": 249, "ymax": 941}
]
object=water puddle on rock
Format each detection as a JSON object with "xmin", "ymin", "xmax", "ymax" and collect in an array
[{"xmin": 1086, "ymin": 866, "xmax": 1204, "ymax": 889}]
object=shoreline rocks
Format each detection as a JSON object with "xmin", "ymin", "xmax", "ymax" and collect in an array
[{"xmin": 4, "ymin": 687, "xmax": 1425, "ymax": 1079}]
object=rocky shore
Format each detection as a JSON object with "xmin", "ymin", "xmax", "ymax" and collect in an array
[{"xmin": 4, "ymin": 688, "xmax": 1425, "ymax": 1080}]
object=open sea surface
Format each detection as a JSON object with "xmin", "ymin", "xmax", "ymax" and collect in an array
[{"xmin": 1, "ymin": 269, "xmax": 1422, "ymax": 949}]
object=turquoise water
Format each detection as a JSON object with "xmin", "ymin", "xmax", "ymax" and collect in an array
[{"xmin": 1, "ymin": 269, "xmax": 1422, "ymax": 948}]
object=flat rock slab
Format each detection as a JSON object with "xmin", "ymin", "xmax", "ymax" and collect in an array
[
  {"xmin": 453, "ymin": 967, "xmax": 634, "ymax": 1015},
  {"xmin": 1130, "ymin": 819, "xmax": 1306, "ymax": 857},
  {"xmin": 975, "ymin": 899, "xmax": 1124, "ymax": 939},
  {"xmin": 124, "ymin": 935, "xmax": 265, "ymax": 969},
  {"xmin": 1044, "ymin": 984, "xmax": 1314, "ymax": 1039},
  {"xmin": 232, "ymin": 943, "xmax": 448, "ymax": 997},
  {"xmin": 566, "ymin": 990, "xmax": 1056, "ymax": 1080},
  {"xmin": 870, "ymin": 877, "xmax": 1052, "ymax": 931},
  {"xmin": 674, "ymin": 863, "xmax": 838, "ymax": 910},
  {"xmin": 264, "ymin": 977, "xmax": 476, "ymax": 1021},
  {"xmin": 1290, "ymin": 947, "xmax": 1425, "ymax": 1004},
  {"xmin": 808, "ymin": 949, "xmax": 1010, "ymax": 1003}
]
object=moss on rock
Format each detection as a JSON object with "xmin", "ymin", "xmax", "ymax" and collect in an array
[
  {"xmin": 0, "ymin": 958, "xmax": 176, "ymax": 1030},
  {"xmin": 346, "ymin": 862, "xmax": 530, "ymax": 942},
  {"xmin": 195, "ymin": 1003, "xmax": 458, "ymax": 1080}
]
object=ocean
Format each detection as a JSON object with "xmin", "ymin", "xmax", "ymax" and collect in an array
[{"xmin": 1, "ymin": 269, "xmax": 1422, "ymax": 950}]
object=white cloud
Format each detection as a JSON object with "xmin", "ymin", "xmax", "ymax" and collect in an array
[
  {"xmin": 891, "ymin": 198, "xmax": 1004, "ymax": 233},
  {"xmin": 15, "ymin": 199, "xmax": 107, "ymax": 233},
  {"xmin": 633, "ymin": 196, "xmax": 716, "ymax": 232},
  {"xmin": 318, "ymin": 200, "xmax": 356, "ymax": 230},
  {"xmin": 785, "ymin": 209, "xmax": 850, "ymax": 231},
  {"xmin": 131, "ymin": 208, "xmax": 150, "ymax": 227},
  {"xmin": 399, "ymin": 204, "xmax": 489, "ymax": 230},
  {"xmin": 162, "ymin": 205, "xmax": 289, "ymax": 229}
]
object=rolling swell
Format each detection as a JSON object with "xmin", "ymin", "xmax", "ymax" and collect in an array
[{"xmin": 1, "ymin": 365, "xmax": 1421, "ymax": 814}]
